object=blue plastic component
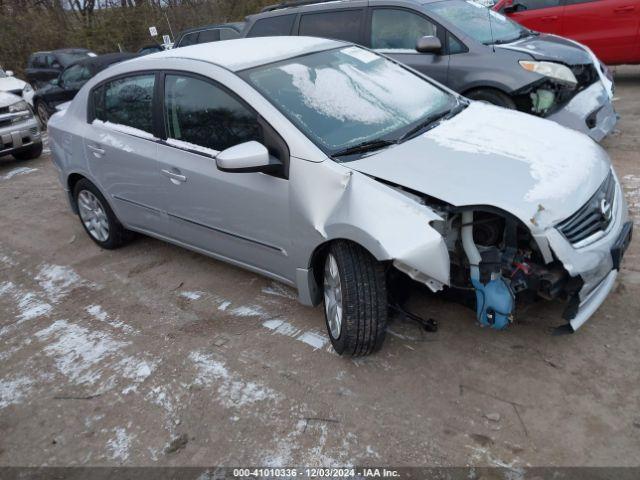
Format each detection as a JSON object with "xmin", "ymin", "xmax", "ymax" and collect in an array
[{"xmin": 471, "ymin": 276, "xmax": 515, "ymax": 330}]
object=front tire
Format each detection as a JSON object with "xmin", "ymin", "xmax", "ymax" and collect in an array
[
  {"xmin": 323, "ymin": 241, "xmax": 388, "ymax": 356},
  {"xmin": 35, "ymin": 100, "xmax": 50, "ymax": 127},
  {"xmin": 73, "ymin": 179, "xmax": 131, "ymax": 249},
  {"xmin": 12, "ymin": 142, "xmax": 43, "ymax": 160},
  {"xmin": 465, "ymin": 88, "xmax": 516, "ymax": 109}
]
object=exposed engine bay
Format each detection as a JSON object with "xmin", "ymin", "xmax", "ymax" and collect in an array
[{"xmin": 389, "ymin": 185, "xmax": 582, "ymax": 331}]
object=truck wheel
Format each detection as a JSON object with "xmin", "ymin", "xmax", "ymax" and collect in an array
[
  {"xmin": 12, "ymin": 142, "xmax": 43, "ymax": 160},
  {"xmin": 465, "ymin": 88, "xmax": 516, "ymax": 109},
  {"xmin": 73, "ymin": 178, "xmax": 132, "ymax": 250},
  {"xmin": 36, "ymin": 100, "xmax": 50, "ymax": 127},
  {"xmin": 323, "ymin": 241, "xmax": 388, "ymax": 356}
]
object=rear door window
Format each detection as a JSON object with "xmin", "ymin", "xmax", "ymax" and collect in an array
[
  {"xmin": 298, "ymin": 10, "xmax": 364, "ymax": 43},
  {"xmin": 198, "ymin": 29, "xmax": 221, "ymax": 43},
  {"xmin": 178, "ymin": 32, "xmax": 200, "ymax": 47},
  {"xmin": 95, "ymin": 74, "xmax": 155, "ymax": 135},
  {"xmin": 219, "ymin": 28, "xmax": 240, "ymax": 40},
  {"xmin": 370, "ymin": 8, "xmax": 438, "ymax": 50},
  {"xmin": 247, "ymin": 15, "xmax": 296, "ymax": 37}
]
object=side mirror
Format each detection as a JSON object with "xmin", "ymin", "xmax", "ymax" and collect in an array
[
  {"xmin": 416, "ymin": 36, "xmax": 442, "ymax": 54},
  {"xmin": 50, "ymin": 78, "xmax": 60, "ymax": 86},
  {"xmin": 6, "ymin": 70, "xmax": 14, "ymax": 77},
  {"xmin": 216, "ymin": 141, "xmax": 281, "ymax": 174},
  {"xmin": 504, "ymin": 1, "xmax": 525, "ymax": 13}
]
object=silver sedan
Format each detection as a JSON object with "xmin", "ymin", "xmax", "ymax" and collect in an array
[{"xmin": 48, "ymin": 37, "xmax": 632, "ymax": 355}]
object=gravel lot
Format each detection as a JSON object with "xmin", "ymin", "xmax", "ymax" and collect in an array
[{"xmin": 1, "ymin": 66, "xmax": 639, "ymax": 469}]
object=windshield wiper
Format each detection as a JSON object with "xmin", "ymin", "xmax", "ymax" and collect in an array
[
  {"xmin": 397, "ymin": 101, "xmax": 468, "ymax": 143},
  {"xmin": 332, "ymin": 138, "xmax": 396, "ymax": 158},
  {"xmin": 489, "ymin": 30, "xmax": 534, "ymax": 45}
]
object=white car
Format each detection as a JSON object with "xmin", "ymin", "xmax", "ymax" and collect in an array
[
  {"xmin": 48, "ymin": 37, "xmax": 631, "ymax": 355},
  {"xmin": 0, "ymin": 67, "xmax": 35, "ymax": 107}
]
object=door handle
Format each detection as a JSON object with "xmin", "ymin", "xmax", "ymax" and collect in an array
[
  {"xmin": 614, "ymin": 5, "xmax": 635, "ymax": 13},
  {"xmin": 87, "ymin": 144, "xmax": 105, "ymax": 157},
  {"xmin": 541, "ymin": 15, "xmax": 559, "ymax": 20},
  {"xmin": 161, "ymin": 169, "xmax": 187, "ymax": 184}
]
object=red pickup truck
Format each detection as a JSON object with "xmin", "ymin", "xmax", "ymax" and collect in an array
[{"xmin": 493, "ymin": 0, "xmax": 640, "ymax": 65}]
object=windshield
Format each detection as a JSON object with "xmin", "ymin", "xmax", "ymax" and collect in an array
[
  {"xmin": 242, "ymin": 46, "xmax": 454, "ymax": 158},
  {"xmin": 427, "ymin": 0, "xmax": 529, "ymax": 45}
]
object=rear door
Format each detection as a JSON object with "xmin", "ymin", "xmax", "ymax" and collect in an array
[
  {"xmin": 83, "ymin": 73, "xmax": 167, "ymax": 234},
  {"xmin": 366, "ymin": 7, "xmax": 450, "ymax": 85},
  {"xmin": 561, "ymin": 0, "xmax": 640, "ymax": 64},
  {"xmin": 504, "ymin": 0, "xmax": 564, "ymax": 33}
]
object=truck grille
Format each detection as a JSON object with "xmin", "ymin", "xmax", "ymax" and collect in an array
[{"xmin": 557, "ymin": 172, "xmax": 616, "ymax": 246}]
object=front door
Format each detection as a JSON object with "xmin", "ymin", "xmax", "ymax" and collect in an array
[
  {"xmin": 155, "ymin": 72, "xmax": 292, "ymax": 280},
  {"xmin": 367, "ymin": 7, "xmax": 450, "ymax": 85},
  {"xmin": 84, "ymin": 72, "xmax": 167, "ymax": 235}
]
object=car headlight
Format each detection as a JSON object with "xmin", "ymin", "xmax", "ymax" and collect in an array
[
  {"xmin": 8, "ymin": 100, "xmax": 32, "ymax": 122},
  {"xmin": 519, "ymin": 60, "xmax": 577, "ymax": 86},
  {"xmin": 23, "ymin": 83, "xmax": 33, "ymax": 94}
]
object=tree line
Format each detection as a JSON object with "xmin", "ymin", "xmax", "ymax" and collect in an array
[{"xmin": 0, "ymin": 0, "xmax": 274, "ymax": 77}]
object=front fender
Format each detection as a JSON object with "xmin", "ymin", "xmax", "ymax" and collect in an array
[{"xmin": 290, "ymin": 158, "xmax": 450, "ymax": 303}]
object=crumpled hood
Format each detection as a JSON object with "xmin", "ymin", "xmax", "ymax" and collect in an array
[
  {"xmin": 497, "ymin": 33, "xmax": 592, "ymax": 65},
  {"xmin": 0, "ymin": 90, "xmax": 23, "ymax": 108},
  {"xmin": 346, "ymin": 102, "xmax": 611, "ymax": 232},
  {"xmin": 0, "ymin": 76, "xmax": 27, "ymax": 94}
]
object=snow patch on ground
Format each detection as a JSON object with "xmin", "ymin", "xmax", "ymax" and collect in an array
[
  {"xmin": 0, "ymin": 375, "xmax": 34, "ymax": 409},
  {"xmin": 230, "ymin": 305, "xmax": 267, "ymax": 318},
  {"xmin": 189, "ymin": 351, "xmax": 279, "ymax": 408},
  {"xmin": 86, "ymin": 304, "xmax": 133, "ymax": 333},
  {"xmin": 0, "ymin": 167, "xmax": 38, "ymax": 181},
  {"xmin": 180, "ymin": 291, "xmax": 203, "ymax": 300},
  {"xmin": 107, "ymin": 427, "xmax": 134, "ymax": 462},
  {"xmin": 35, "ymin": 263, "xmax": 88, "ymax": 303},
  {"xmin": 262, "ymin": 319, "xmax": 329, "ymax": 351},
  {"xmin": 35, "ymin": 319, "xmax": 128, "ymax": 386},
  {"xmin": 261, "ymin": 282, "xmax": 297, "ymax": 300}
]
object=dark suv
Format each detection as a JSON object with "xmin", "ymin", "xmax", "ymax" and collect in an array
[
  {"xmin": 26, "ymin": 49, "xmax": 96, "ymax": 88},
  {"xmin": 242, "ymin": 0, "xmax": 617, "ymax": 141}
]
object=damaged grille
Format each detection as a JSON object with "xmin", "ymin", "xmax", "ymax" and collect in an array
[
  {"xmin": 557, "ymin": 172, "xmax": 616, "ymax": 246},
  {"xmin": 571, "ymin": 64, "xmax": 599, "ymax": 90}
]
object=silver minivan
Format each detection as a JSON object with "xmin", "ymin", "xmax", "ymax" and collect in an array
[{"xmin": 48, "ymin": 37, "xmax": 632, "ymax": 355}]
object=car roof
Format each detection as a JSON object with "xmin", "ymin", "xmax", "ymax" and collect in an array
[
  {"xmin": 178, "ymin": 21, "xmax": 245, "ymax": 36},
  {"xmin": 31, "ymin": 48, "xmax": 92, "ymax": 56},
  {"xmin": 139, "ymin": 36, "xmax": 343, "ymax": 71}
]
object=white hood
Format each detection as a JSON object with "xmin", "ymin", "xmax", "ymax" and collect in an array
[
  {"xmin": 0, "ymin": 75, "xmax": 27, "ymax": 93},
  {"xmin": 0, "ymin": 90, "xmax": 23, "ymax": 108},
  {"xmin": 346, "ymin": 102, "xmax": 611, "ymax": 232}
]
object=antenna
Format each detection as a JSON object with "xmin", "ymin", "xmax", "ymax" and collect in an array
[
  {"xmin": 164, "ymin": 10, "xmax": 175, "ymax": 41},
  {"xmin": 487, "ymin": 4, "xmax": 496, "ymax": 53}
]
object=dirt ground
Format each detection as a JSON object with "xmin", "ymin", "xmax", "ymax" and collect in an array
[{"xmin": 1, "ymin": 66, "xmax": 639, "ymax": 470}]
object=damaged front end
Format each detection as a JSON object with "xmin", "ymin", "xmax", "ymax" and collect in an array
[{"xmin": 512, "ymin": 61, "xmax": 616, "ymax": 141}]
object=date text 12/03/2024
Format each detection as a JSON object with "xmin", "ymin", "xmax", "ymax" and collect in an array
[{"xmin": 233, "ymin": 468, "xmax": 400, "ymax": 477}]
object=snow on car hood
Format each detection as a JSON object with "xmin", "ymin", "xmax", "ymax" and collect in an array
[
  {"xmin": 0, "ymin": 76, "xmax": 27, "ymax": 94},
  {"xmin": 497, "ymin": 33, "xmax": 592, "ymax": 65},
  {"xmin": 346, "ymin": 102, "xmax": 611, "ymax": 231},
  {"xmin": 0, "ymin": 90, "xmax": 23, "ymax": 108}
]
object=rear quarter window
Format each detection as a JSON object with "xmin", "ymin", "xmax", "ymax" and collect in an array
[
  {"xmin": 298, "ymin": 9, "xmax": 363, "ymax": 43},
  {"xmin": 247, "ymin": 14, "xmax": 296, "ymax": 37}
]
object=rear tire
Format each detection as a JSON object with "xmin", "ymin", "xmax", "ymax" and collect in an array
[
  {"xmin": 465, "ymin": 88, "xmax": 516, "ymax": 109},
  {"xmin": 323, "ymin": 241, "xmax": 388, "ymax": 356},
  {"xmin": 73, "ymin": 178, "xmax": 132, "ymax": 250},
  {"xmin": 12, "ymin": 142, "xmax": 43, "ymax": 160}
]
